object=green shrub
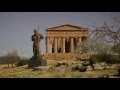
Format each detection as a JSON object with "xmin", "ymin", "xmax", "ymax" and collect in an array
[
  {"xmin": 105, "ymin": 55, "xmax": 120, "ymax": 64},
  {"xmin": 111, "ymin": 43, "xmax": 120, "ymax": 55},
  {"xmin": 16, "ymin": 60, "xmax": 28, "ymax": 67},
  {"xmin": 91, "ymin": 54, "xmax": 120, "ymax": 64}
]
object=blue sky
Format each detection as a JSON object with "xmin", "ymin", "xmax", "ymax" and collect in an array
[{"xmin": 0, "ymin": 12, "xmax": 120, "ymax": 58}]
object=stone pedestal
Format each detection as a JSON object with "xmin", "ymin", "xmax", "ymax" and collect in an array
[{"xmin": 28, "ymin": 58, "xmax": 47, "ymax": 68}]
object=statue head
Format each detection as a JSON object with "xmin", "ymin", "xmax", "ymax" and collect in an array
[{"xmin": 34, "ymin": 29, "xmax": 38, "ymax": 34}]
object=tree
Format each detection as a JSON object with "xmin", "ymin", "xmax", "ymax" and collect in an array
[
  {"xmin": 4, "ymin": 50, "xmax": 20, "ymax": 68},
  {"xmin": 76, "ymin": 17, "xmax": 120, "ymax": 64},
  {"xmin": 88, "ymin": 17, "xmax": 120, "ymax": 55},
  {"xmin": 76, "ymin": 40, "xmax": 90, "ymax": 60},
  {"xmin": 111, "ymin": 43, "xmax": 120, "ymax": 55}
]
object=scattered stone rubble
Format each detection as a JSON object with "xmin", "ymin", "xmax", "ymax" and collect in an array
[
  {"xmin": 32, "ymin": 60, "xmax": 120, "ymax": 78},
  {"xmin": 35, "ymin": 60, "xmax": 120, "ymax": 71},
  {"xmin": 92, "ymin": 62, "xmax": 120, "ymax": 70}
]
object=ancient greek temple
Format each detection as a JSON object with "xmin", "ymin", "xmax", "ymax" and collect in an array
[{"xmin": 44, "ymin": 24, "xmax": 90, "ymax": 60}]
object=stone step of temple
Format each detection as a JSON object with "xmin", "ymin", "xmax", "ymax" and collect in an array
[
  {"xmin": 44, "ymin": 53, "xmax": 76, "ymax": 60},
  {"xmin": 44, "ymin": 53, "xmax": 90, "ymax": 60}
]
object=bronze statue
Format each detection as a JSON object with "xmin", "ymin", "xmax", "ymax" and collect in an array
[{"xmin": 31, "ymin": 29, "xmax": 44, "ymax": 60}]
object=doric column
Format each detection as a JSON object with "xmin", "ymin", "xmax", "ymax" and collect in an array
[
  {"xmin": 78, "ymin": 37, "xmax": 81, "ymax": 43},
  {"xmin": 46, "ymin": 37, "xmax": 49, "ymax": 53},
  {"xmin": 70, "ymin": 37, "xmax": 74, "ymax": 53},
  {"xmin": 54, "ymin": 37, "xmax": 57, "ymax": 53},
  {"xmin": 62, "ymin": 37, "xmax": 65, "ymax": 53}
]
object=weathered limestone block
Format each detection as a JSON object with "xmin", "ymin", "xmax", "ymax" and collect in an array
[
  {"xmin": 110, "ymin": 64, "xmax": 119, "ymax": 69},
  {"xmin": 87, "ymin": 65, "xmax": 93, "ymax": 71},
  {"xmin": 93, "ymin": 63, "xmax": 104, "ymax": 70}
]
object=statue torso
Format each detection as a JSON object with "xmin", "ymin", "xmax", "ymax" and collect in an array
[{"xmin": 32, "ymin": 33, "xmax": 41, "ymax": 44}]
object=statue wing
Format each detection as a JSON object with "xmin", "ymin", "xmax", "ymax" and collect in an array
[
  {"xmin": 31, "ymin": 35, "xmax": 34, "ymax": 41},
  {"xmin": 40, "ymin": 34, "xmax": 44, "ymax": 39}
]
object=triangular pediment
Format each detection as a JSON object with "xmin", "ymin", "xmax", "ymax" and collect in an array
[{"xmin": 46, "ymin": 24, "xmax": 86, "ymax": 30}]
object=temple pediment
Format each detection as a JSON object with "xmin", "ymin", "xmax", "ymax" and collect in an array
[{"xmin": 46, "ymin": 24, "xmax": 86, "ymax": 30}]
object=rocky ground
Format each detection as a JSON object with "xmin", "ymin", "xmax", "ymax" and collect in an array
[{"xmin": 0, "ymin": 60, "xmax": 120, "ymax": 78}]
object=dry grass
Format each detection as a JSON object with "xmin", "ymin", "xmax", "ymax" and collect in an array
[{"xmin": 0, "ymin": 60, "xmax": 119, "ymax": 78}]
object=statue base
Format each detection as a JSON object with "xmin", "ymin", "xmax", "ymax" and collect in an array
[{"xmin": 28, "ymin": 58, "xmax": 47, "ymax": 68}]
